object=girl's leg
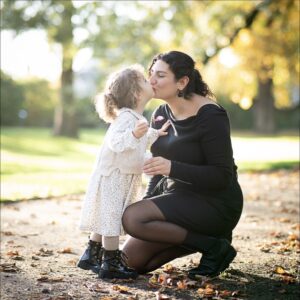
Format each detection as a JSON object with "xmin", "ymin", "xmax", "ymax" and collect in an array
[
  {"xmin": 77, "ymin": 233, "xmax": 102, "ymax": 273},
  {"xmin": 102, "ymin": 236, "xmax": 119, "ymax": 250},
  {"xmin": 90, "ymin": 232, "xmax": 102, "ymax": 242},
  {"xmin": 99, "ymin": 235, "xmax": 138, "ymax": 279}
]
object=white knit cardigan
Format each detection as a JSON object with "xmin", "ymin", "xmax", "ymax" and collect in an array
[{"xmin": 90, "ymin": 108, "xmax": 159, "ymax": 177}]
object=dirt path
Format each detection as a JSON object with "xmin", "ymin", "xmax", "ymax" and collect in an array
[{"xmin": 1, "ymin": 170, "xmax": 299, "ymax": 300}]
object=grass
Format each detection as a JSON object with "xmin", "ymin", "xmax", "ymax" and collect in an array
[
  {"xmin": 1, "ymin": 127, "xmax": 299, "ymax": 201},
  {"xmin": 1, "ymin": 127, "xmax": 105, "ymax": 201}
]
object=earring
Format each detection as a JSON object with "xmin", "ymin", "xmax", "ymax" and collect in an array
[{"xmin": 177, "ymin": 89, "xmax": 184, "ymax": 97}]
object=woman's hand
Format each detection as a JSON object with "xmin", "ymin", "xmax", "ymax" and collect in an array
[{"xmin": 143, "ymin": 156, "xmax": 171, "ymax": 176}]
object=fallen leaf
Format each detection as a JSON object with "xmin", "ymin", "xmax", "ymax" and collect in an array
[
  {"xmin": 37, "ymin": 276, "xmax": 64, "ymax": 283},
  {"xmin": 127, "ymin": 296, "xmax": 138, "ymax": 300},
  {"xmin": 291, "ymin": 223, "xmax": 300, "ymax": 230},
  {"xmin": 275, "ymin": 266, "xmax": 288, "ymax": 275},
  {"xmin": 85, "ymin": 282, "xmax": 108, "ymax": 293},
  {"xmin": 197, "ymin": 287, "xmax": 215, "ymax": 296},
  {"xmin": 1, "ymin": 231, "xmax": 14, "ymax": 236},
  {"xmin": 149, "ymin": 274, "xmax": 159, "ymax": 285},
  {"xmin": 36, "ymin": 248, "xmax": 54, "ymax": 257},
  {"xmin": 0, "ymin": 262, "xmax": 19, "ymax": 273},
  {"xmin": 270, "ymin": 232, "xmax": 285, "ymax": 238},
  {"xmin": 6, "ymin": 250, "xmax": 19, "ymax": 257},
  {"xmin": 57, "ymin": 247, "xmax": 73, "ymax": 254},
  {"xmin": 158, "ymin": 273, "xmax": 170, "ymax": 285},
  {"xmin": 67, "ymin": 259, "xmax": 77, "ymax": 266},
  {"xmin": 259, "ymin": 246, "xmax": 271, "ymax": 253},
  {"xmin": 112, "ymin": 285, "xmax": 130, "ymax": 294},
  {"xmin": 218, "ymin": 290, "xmax": 232, "ymax": 297},
  {"xmin": 163, "ymin": 263, "xmax": 177, "ymax": 274},
  {"xmin": 288, "ymin": 234, "xmax": 299, "ymax": 241},
  {"xmin": 176, "ymin": 280, "xmax": 187, "ymax": 290}
]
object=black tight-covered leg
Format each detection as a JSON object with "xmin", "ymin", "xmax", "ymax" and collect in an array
[{"xmin": 122, "ymin": 236, "xmax": 194, "ymax": 274}]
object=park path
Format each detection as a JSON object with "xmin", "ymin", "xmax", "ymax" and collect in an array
[{"xmin": 1, "ymin": 170, "xmax": 299, "ymax": 300}]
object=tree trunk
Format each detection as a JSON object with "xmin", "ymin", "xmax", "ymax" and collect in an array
[
  {"xmin": 53, "ymin": 50, "xmax": 78, "ymax": 138},
  {"xmin": 52, "ymin": 1, "xmax": 78, "ymax": 138},
  {"xmin": 253, "ymin": 77, "xmax": 275, "ymax": 134}
]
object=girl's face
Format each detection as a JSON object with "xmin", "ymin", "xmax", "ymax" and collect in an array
[
  {"xmin": 138, "ymin": 75, "xmax": 155, "ymax": 102},
  {"xmin": 149, "ymin": 60, "xmax": 178, "ymax": 100}
]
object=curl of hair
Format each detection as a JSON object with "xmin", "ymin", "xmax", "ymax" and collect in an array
[
  {"xmin": 94, "ymin": 66, "xmax": 144, "ymax": 123},
  {"xmin": 149, "ymin": 51, "xmax": 214, "ymax": 99},
  {"xmin": 94, "ymin": 93, "xmax": 117, "ymax": 123}
]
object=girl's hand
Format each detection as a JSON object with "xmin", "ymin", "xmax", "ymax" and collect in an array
[
  {"xmin": 158, "ymin": 120, "xmax": 171, "ymax": 137},
  {"xmin": 132, "ymin": 120, "xmax": 148, "ymax": 139},
  {"xmin": 143, "ymin": 156, "xmax": 171, "ymax": 176}
]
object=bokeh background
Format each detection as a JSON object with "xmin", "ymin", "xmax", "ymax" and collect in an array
[{"xmin": 1, "ymin": 0, "xmax": 299, "ymax": 201}]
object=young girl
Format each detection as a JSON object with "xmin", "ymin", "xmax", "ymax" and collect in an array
[{"xmin": 77, "ymin": 66, "xmax": 170, "ymax": 279}]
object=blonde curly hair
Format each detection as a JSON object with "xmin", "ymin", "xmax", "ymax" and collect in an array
[{"xmin": 95, "ymin": 65, "xmax": 145, "ymax": 123}]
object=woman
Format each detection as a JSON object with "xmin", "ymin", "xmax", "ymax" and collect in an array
[{"xmin": 121, "ymin": 51, "xmax": 243, "ymax": 278}]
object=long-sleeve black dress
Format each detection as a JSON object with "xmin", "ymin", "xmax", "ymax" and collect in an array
[{"xmin": 145, "ymin": 103, "xmax": 243, "ymax": 241}]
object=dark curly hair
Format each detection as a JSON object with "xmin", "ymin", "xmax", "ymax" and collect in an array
[{"xmin": 149, "ymin": 50, "xmax": 214, "ymax": 99}]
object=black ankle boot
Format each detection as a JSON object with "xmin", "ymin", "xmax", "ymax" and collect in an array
[
  {"xmin": 188, "ymin": 239, "xmax": 236, "ymax": 278},
  {"xmin": 98, "ymin": 249, "xmax": 138, "ymax": 279},
  {"xmin": 77, "ymin": 240, "xmax": 102, "ymax": 274}
]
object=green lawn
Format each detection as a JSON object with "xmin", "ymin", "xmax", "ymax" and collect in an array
[
  {"xmin": 1, "ymin": 127, "xmax": 105, "ymax": 201},
  {"xmin": 1, "ymin": 127, "xmax": 299, "ymax": 201}
]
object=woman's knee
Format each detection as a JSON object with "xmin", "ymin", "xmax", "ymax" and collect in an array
[
  {"xmin": 122, "ymin": 199, "xmax": 165, "ymax": 237},
  {"xmin": 122, "ymin": 204, "xmax": 140, "ymax": 236}
]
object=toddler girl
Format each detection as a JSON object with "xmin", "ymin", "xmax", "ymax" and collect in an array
[{"xmin": 77, "ymin": 66, "xmax": 170, "ymax": 279}]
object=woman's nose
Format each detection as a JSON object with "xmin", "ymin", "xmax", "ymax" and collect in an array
[{"xmin": 149, "ymin": 75, "xmax": 156, "ymax": 85}]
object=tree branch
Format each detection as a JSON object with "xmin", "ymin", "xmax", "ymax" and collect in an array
[{"xmin": 202, "ymin": 0, "xmax": 273, "ymax": 65}]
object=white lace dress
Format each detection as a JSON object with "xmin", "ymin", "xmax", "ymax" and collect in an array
[{"xmin": 79, "ymin": 108, "xmax": 158, "ymax": 236}]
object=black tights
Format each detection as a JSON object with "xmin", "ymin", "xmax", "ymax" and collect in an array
[{"xmin": 121, "ymin": 199, "xmax": 232, "ymax": 273}]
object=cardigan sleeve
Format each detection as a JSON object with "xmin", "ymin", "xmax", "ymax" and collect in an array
[
  {"xmin": 107, "ymin": 112, "xmax": 140, "ymax": 153},
  {"xmin": 146, "ymin": 128, "xmax": 159, "ymax": 148},
  {"xmin": 169, "ymin": 109, "xmax": 234, "ymax": 189}
]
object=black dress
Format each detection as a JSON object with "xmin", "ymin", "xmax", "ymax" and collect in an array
[{"xmin": 145, "ymin": 104, "xmax": 243, "ymax": 241}]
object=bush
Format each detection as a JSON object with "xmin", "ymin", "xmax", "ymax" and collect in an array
[{"xmin": 1, "ymin": 71, "xmax": 25, "ymax": 126}]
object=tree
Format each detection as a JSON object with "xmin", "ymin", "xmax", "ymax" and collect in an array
[
  {"xmin": 1, "ymin": 1, "xmax": 163, "ymax": 136},
  {"xmin": 155, "ymin": 0, "xmax": 299, "ymax": 133},
  {"xmin": 2, "ymin": 0, "xmax": 79, "ymax": 137}
]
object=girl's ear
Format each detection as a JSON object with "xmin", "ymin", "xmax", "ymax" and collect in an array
[{"xmin": 177, "ymin": 76, "xmax": 189, "ymax": 90}]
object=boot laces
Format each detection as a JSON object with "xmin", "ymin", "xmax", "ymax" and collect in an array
[{"xmin": 115, "ymin": 250, "xmax": 129, "ymax": 266}]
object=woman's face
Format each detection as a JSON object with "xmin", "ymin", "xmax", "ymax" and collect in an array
[{"xmin": 149, "ymin": 60, "xmax": 178, "ymax": 100}]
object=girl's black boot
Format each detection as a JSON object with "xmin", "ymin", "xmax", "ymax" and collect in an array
[
  {"xmin": 98, "ymin": 249, "xmax": 138, "ymax": 279},
  {"xmin": 77, "ymin": 240, "xmax": 102, "ymax": 274}
]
